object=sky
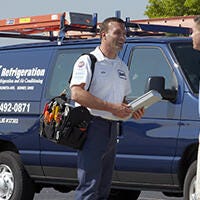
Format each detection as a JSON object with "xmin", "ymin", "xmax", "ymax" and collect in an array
[
  {"xmin": 0, "ymin": 0, "xmax": 149, "ymax": 45},
  {"xmin": 0, "ymin": 0, "xmax": 149, "ymax": 21}
]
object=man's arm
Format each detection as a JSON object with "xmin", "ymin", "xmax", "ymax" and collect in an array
[{"xmin": 71, "ymin": 84, "xmax": 132, "ymax": 119}]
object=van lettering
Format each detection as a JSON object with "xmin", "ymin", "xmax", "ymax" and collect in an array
[{"xmin": 0, "ymin": 67, "xmax": 46, "ymax": 79}]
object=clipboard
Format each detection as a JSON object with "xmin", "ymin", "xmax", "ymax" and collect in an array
[{"xmin": 128, "ymin": 90, "xmax": 162, "ymax": 112}]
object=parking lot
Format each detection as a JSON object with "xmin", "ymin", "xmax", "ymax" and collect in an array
[{"xmin": 34, "ymin": 188, "xmax": 183, "ymax": 200}]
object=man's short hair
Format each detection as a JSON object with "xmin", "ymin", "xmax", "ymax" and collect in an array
[
  {"xmin": 99, "ymin": 17, "xmax": 125, "ymax": 35},
  {"xmin": 194, "ymin": 16, "xmax": 200, "ymax": 26}
]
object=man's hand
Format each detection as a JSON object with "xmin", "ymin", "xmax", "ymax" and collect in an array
[
  {"xmin": 132, "ymin": 107, "xmax": 144, "ymax": 120},
  {"xmin": 111, "ymin": 103, "xmax": 132, "ymax": 119}
]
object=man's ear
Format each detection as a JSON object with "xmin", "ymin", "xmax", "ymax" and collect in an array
[{"xmin": 101, "ymin": 31, "xmax": 107, "ymax": 40}]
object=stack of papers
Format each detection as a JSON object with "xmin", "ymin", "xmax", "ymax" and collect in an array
[{"xmin": 128, "ymin": 90, "xmax": 162, "ymax": 112}]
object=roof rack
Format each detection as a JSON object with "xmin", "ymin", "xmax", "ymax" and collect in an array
[
  {"xmin": 0, "ymin": 12, "xmax": 98, "ymax": 45},
  {"xmin": 0, "ymin": 11, "xmax": 192, "ymax": 45},
  {"xmin": 125, "ymin": 17, "xmax": 191, "ymax": 36}
]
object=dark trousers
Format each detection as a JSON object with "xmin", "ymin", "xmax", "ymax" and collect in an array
[{"xmin": 75, "ymin": 117, "xmax": 118, "ymax": 200}]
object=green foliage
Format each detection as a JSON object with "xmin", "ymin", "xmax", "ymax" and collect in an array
[
  {"xmin": 184, "ymin": 0, "xmax": 200, "ymax": 15},
  {"xmin": 145, "ymin": 0, "xmax": 200, "ymax": 18}
]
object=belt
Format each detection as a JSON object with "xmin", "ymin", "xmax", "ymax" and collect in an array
[{"xmin": 92, "ymin": 115, "xmax": 119, "ymax": 124}]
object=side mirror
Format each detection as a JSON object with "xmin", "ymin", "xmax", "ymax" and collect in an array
[{"xmin": 146, "ymin": 76, "xmax": 177, "ymax": 103}]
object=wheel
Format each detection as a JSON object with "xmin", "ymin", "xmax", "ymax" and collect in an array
[
  {"xmin": 183, "ymin": 160, "xmax": 197, "ymax": 200},
  {"xmin": 0, "ymin": 151, "xmax": 35, "ymax": 200},
  {"xmin": 108, "ymin": 189, "xmax": 141, "ymax": 200}
]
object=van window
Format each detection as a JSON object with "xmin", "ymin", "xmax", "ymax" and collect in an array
[
  {"xmin": 170, "ymin": 42, "xmax": 200, "ymax": 94},
  {"xmin": 128, "ymin": 47, "xmax": 176, "ymax": 99},
  {"xmin": 46, "ymin": 48, "xmax": 92, "ymax": 98}
]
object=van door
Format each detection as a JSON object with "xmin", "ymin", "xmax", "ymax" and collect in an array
[
  {"xmin": 116, "ymin": 44, "xmax": 182, "ymax": 186},
  {"xmin": 40, "ymin": 47, "xmax": 91, "ymax": 180}
]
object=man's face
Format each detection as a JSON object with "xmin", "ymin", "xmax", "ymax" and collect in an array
[
  {"xmin": 104, "ymin": 21, "xmax": 126, "ymax": 52},
  {"xmin": 191, "ymin": 23, "xmax": 200, "ymax": 51}
]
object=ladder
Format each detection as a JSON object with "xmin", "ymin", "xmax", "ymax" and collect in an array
[
  {"xmin": 0, "ymin": 12, "xmax": 98, "ymax": 42},
  {"xmin": 0, "ymin": 11, "xmax": 192, "ymax": 44}
]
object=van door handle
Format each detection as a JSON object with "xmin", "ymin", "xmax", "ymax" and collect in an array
[{"xmin": 177, "ymin": 122, "xmax": 190, "ymax": 126}]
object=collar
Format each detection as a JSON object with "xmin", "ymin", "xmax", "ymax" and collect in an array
[{"xmin": 91, "ymin": 46, "xmax": 120, "ymax": 62}]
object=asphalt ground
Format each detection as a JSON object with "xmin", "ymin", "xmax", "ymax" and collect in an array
[{"xmin": 33, "ymin": 188, "xmax": 183, "ymax": 200}]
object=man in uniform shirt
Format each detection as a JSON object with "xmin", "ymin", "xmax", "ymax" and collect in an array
[
  {"xmin": 191, "ymin": 15, "xmax": 200, "ymax": 200},
  {"xmin": 70, "ymin": 17, "xmax": 144, "ymax": 200}
]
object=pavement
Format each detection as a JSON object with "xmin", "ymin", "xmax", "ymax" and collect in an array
[{"xmin": 33, "ymin": 188, "xmax": 183, "ymax": 200}]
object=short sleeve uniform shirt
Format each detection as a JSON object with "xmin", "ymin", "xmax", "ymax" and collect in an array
[{"xmin": 70, "ymin": 46, "xmax": 131, "ymax": 120}]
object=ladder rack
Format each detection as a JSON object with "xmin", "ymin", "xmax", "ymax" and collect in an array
[
  {"xmin": 126, "ymin": 18, "xmax": 191, "ymax": 36},
  {"xmin": 0, "ymin": 11, "xmax": 192, "ymax": 45},
  {"xmin": 0, "ymin": 12, "xmax": 98, "ymax": 43}
]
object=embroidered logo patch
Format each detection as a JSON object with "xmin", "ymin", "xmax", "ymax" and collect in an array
[
  {"xmin": 78, "ymin": 61, "xmax": 85, "ymax": 68},
  {"xmin": 118, "ymin": 69, "xmax": 127, "ymax": 80}
]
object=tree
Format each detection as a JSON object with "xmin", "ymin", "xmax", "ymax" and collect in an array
[
  {"xmin": 145, "ymin": 0, "xmax": 200, "ymax": 18},
  {"xmin": 184, "ymin": 0, "xmax": 200, "ymax": 15}
]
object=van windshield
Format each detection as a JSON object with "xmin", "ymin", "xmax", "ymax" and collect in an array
[{"xmin": 170, "ymin": 42, "xmax": 200, "ymax": 94}]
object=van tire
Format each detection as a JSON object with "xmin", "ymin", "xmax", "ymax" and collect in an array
[
  {"xmin": 109, "ymin": 189, "xmax": 141, "ymax": 200},
  {"xmin": 0, "ymin": 151, "xmax": 35, "ymax": 200},
  {"xmin": 183, "ymin": 160, "xmax": 196, "ymax": 200}
]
